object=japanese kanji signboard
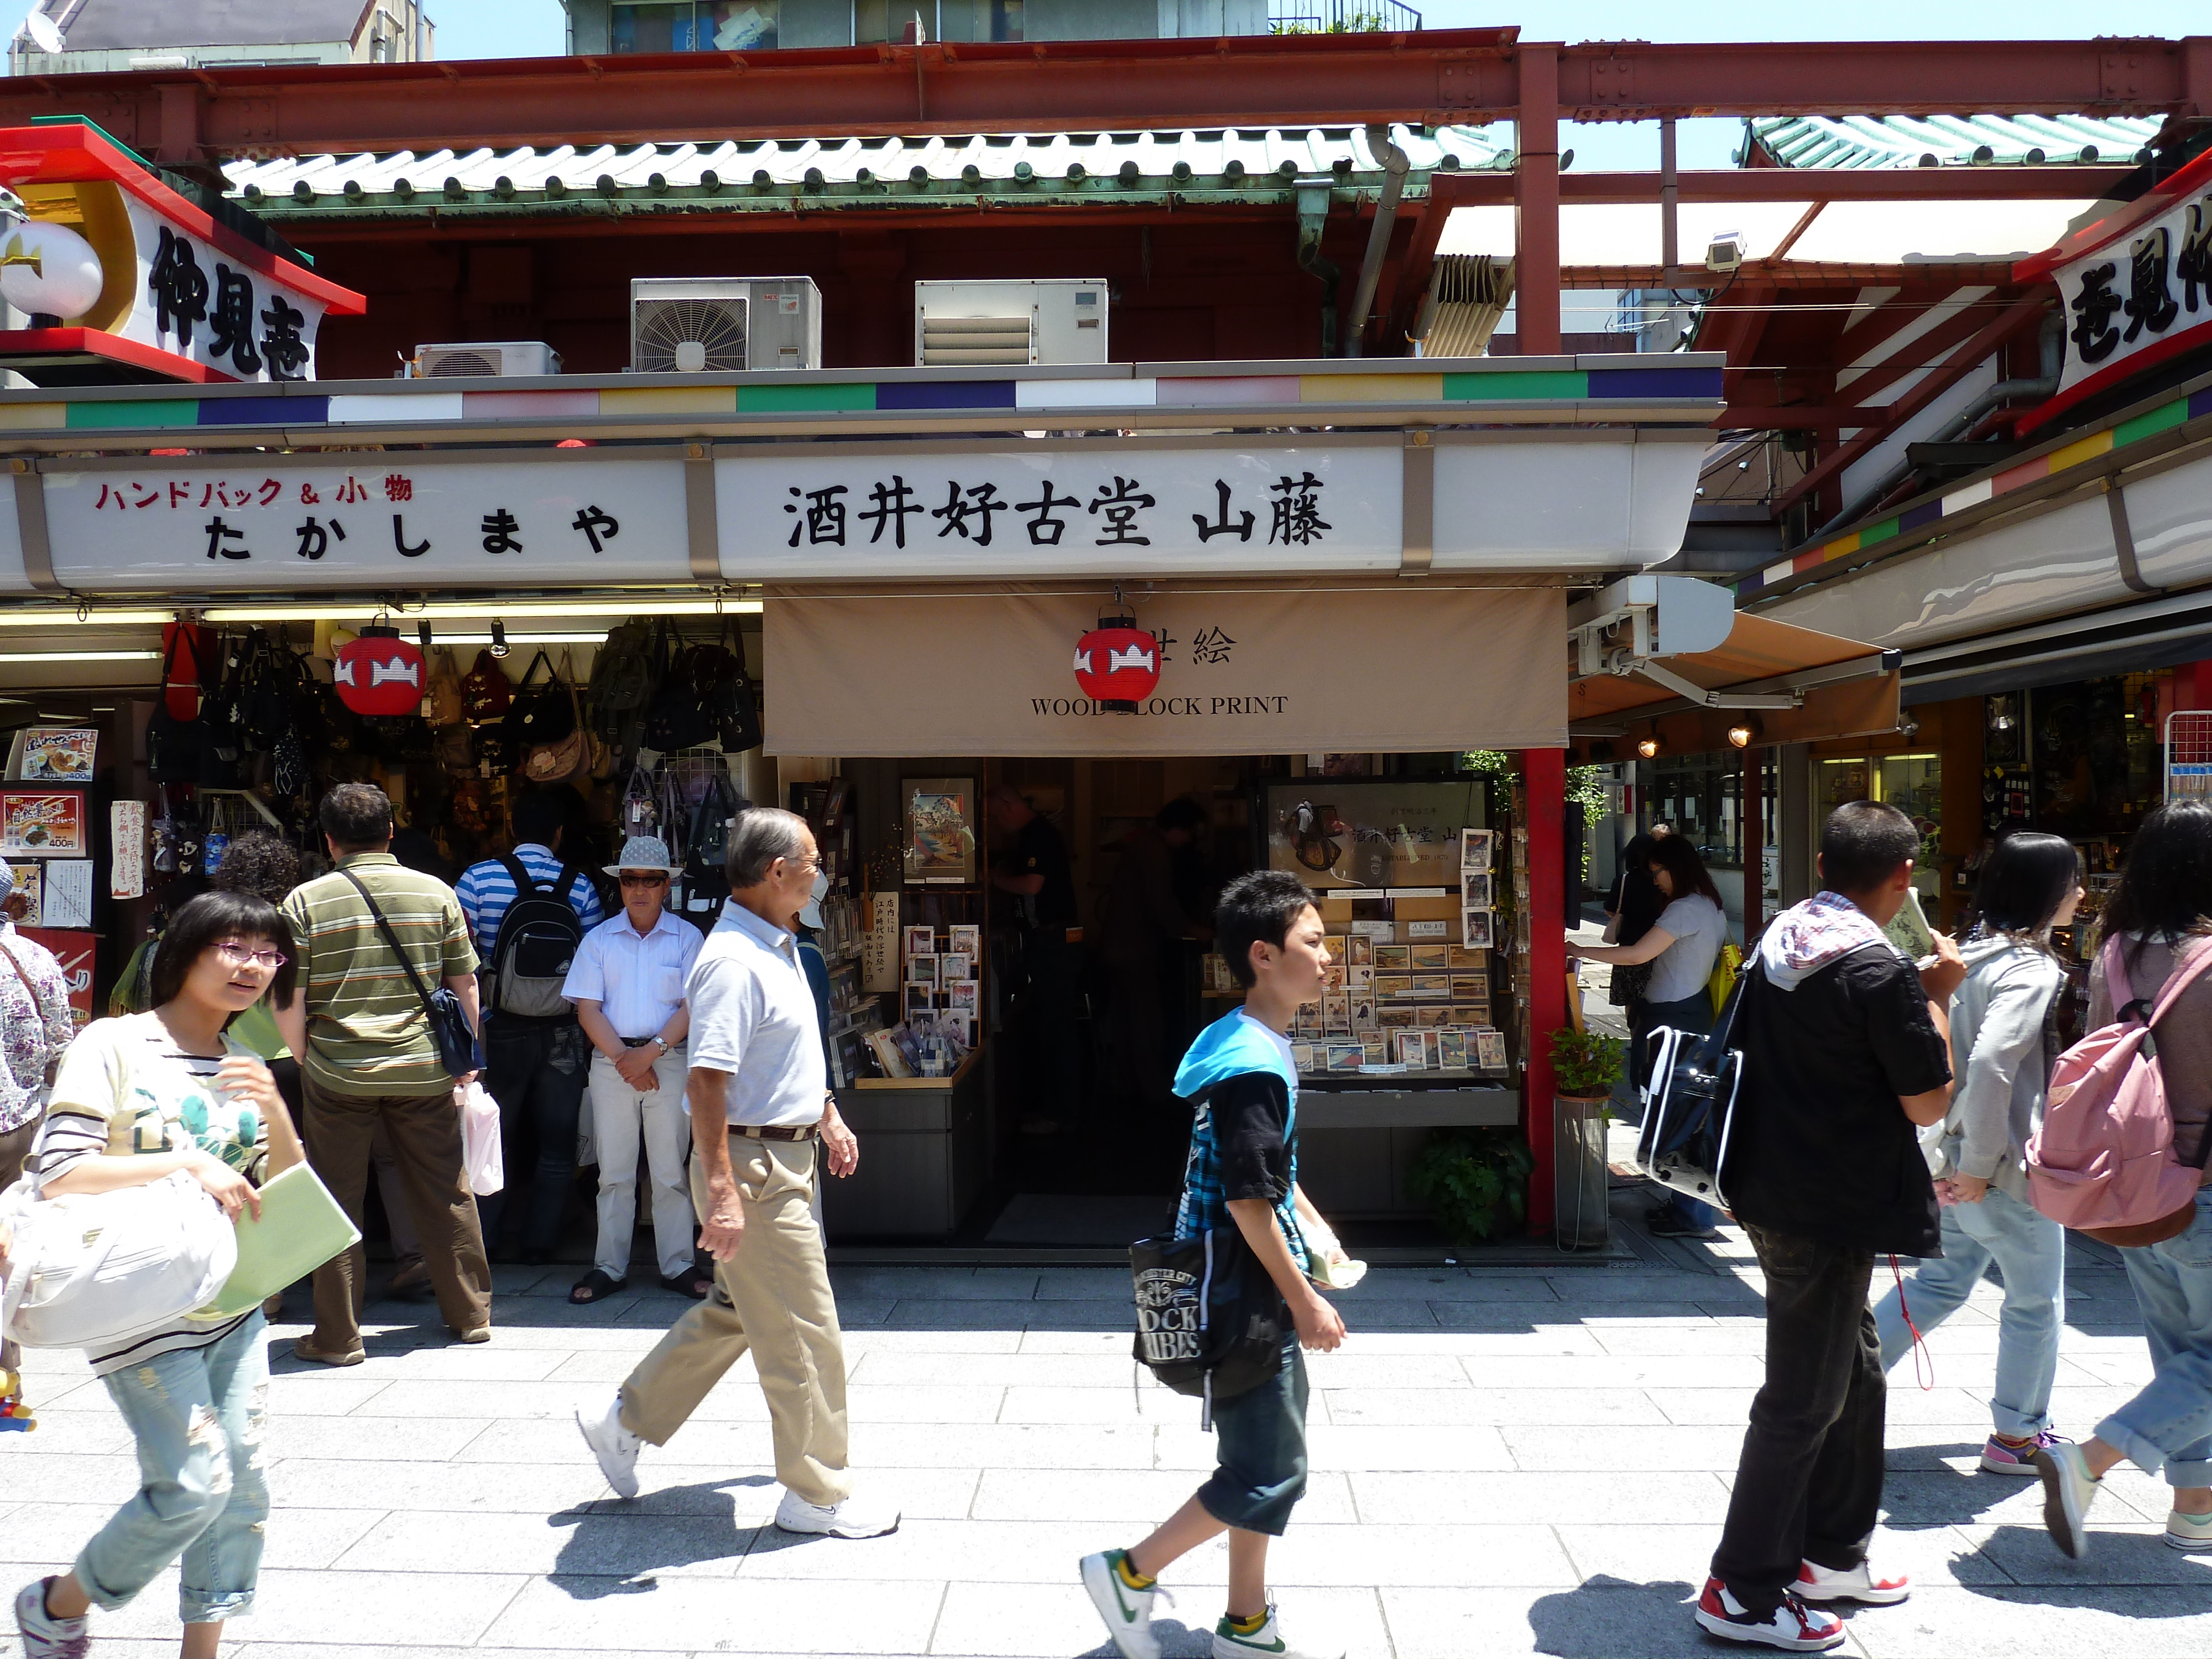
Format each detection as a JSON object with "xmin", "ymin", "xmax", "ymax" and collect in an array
[{"xmin": 2017, "ymin": 145, "xmax": 2212, "ymax": 436}]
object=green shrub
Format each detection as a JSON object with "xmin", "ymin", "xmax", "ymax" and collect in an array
[
  {"xmin": 1407, "ymin": 1127, "xmax": 1535, "ymax": 1245},
  {"xmin": 1548, "ymin": 1027, "xmax": 1626, "ymax": 1097}
]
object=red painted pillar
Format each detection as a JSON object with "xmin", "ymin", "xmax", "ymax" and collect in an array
[
  {"xmin": 1522, "ymin": 747, "xmax": 1566, "ymax": 1234},
  {"xmin": 1513, "ymin": 43, "xmax": 1562, "ymax": 357},
  {"xmin": 1743, "ymin": 747, "xmax": 1764, "ymax": 941}
]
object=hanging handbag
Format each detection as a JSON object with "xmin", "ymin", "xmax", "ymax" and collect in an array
[
  {"xmin": 678, "ymin": 773, "xmax": 736, "ymax": 920},
  {"xmin": 1129, "ymin": 1225, "xmax": 1290, "ymax": 1427},
  {"xmin": 424, "ymin": 646, "xmax": 466, "ymax": 728},
  {"xmin": 338, "ymin": 868, "xmax": 477, "ymax": 1078},
  {"xmin": 620, "ymin": 763, "xmax": 659, "ymax": 840},
  {"xmin": 521, "ymin": 651, "xmax": 591, "ymax": 785},
  {"xmin": 643, "ymin": 623, "xmax": 711, "ymax": 753},
  {"xmin": 145, "ymin": 627, "xmax": 207, "ymax": 786},
  {"xmin": 158, "ymin": 620, "xmax": 215, "ymax": 722},
  {"xmin": 502, "ymin": 650, "xmax": 576, "ymax": 758},
  {"xmin": 461, "ymin": 649, "xmax": 511, "ymax": 722},
  {"xmin": 716, "ymin": 617, "xmax": 763, "ymax": 754},
  {"xmin": 1636, "ymin": 958, "xmax": 1756, "ymax": 1211}
]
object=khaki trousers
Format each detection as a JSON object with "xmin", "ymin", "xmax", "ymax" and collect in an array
[
  {"xmin": 618, "ymin": 1134, "xmax": 850, "ymax": 1506},
  {"xmin": 302, "ymin": 1074, "xmax": 493, "ymax": 1354}
]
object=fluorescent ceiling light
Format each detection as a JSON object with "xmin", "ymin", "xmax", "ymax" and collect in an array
[
  {"xmin": 434, "ymin": 632, "xmax": 611, "ymax": 646},
  {"xmin": 0, "ymin": 649, "xmax": 161, "ymax": 663},
  {"xmin": 200, "ymin": 598, "xmax": 761, "ymax": 623},
  {"xmin": 0, "ymin": 610, "xmax": 175, "ymax": 627}
]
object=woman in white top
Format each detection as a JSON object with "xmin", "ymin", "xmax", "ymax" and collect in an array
[
  {"xmin": 1568, "ymin": 834, "xmax": 1731, "ymax": 1236},
  {"xmin": 14, "ymin": 891, "xmax": 291, "ymax": 1659}
]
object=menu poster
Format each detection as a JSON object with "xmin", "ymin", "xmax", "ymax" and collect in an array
[
  {"xmin": 1, "ymin": 789, "xmax": 85, "ymax": 855},
  {"xmin": 7, "ymin": 860, "xmax": 40, "ymax": 926},
  {"xmin": 862, "ymin": 890, "xmax": 902, "ymax": 993},
  {"xmin": 20, "ymin": 927, "xmax": 93, "ymax": 1030},
  {"xmin": 17, "ymin": 728, "xmax": 97, "ymax": 783},
  {"xmin": 110, "ymin": 800, "xmax": 146, "ymax": 898},
  {"xmin": 43, "ymin": 859, "xmax": 93, "ymax": 929}
]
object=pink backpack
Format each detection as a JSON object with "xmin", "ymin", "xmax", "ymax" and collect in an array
[{"xmin": 2027, "ymin": 935, "xmax": 2212, "ymax": 1245}]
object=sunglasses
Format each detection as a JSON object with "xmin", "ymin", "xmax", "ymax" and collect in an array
[
  {"xmin": 214, "ymin": 940, "xmax": 289, "ymax": 970},
  {"xmin": 620, "ymin": 874, "xmax": 671, "ymax": 889}
]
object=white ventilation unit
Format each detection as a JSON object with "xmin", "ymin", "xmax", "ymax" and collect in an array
[
  {"xmin": 629, "ymin": 277, "xmax": 822, "ymax": 373},
  {"xmin": 414, "ymin": 341, "xmax": 562, "ymax": 378},
  {"xmin": 914, "ymin": 279, "xmax": 1108, "ymax": 367}
]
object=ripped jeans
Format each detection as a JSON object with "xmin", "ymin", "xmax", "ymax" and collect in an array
[{"xmin": 77, "ymin": 1312, "xmax": 269, "ymax": 1625}]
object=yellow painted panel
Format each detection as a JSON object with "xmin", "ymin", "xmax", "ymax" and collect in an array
[
  {"xmin": 0, "ymin": 404, "xmax": 67, "ymax": 430},
  {"xmin": 2048, "ymin": 431, "xmax": 2114, "ymax": 472},
  {"xmin": 598, "ymin": 387, "xmax": 737, "ymax": 416},
  {"xmin": 1299, "ymin": 374, "xmax": 1444, "ymax": 404}
]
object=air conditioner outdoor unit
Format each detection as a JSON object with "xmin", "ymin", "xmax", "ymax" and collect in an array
[
  {"xmin": 629, "ymin": 277, "xmax": 822, "ymax": 373},
  {"xmin": 914, "ymin": 279, "xmax": 1109, "ymax": 367},
  {"xmin": 414, "ymin": 341, "xmax": 562, "ymax": 378}
]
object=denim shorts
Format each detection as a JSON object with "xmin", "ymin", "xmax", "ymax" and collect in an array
[{"xmin": 1195, "ymin": 1339, "xmax": 1309, "ymax": 1536}]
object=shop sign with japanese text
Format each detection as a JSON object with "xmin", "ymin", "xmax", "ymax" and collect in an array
[
  {"xmin": 719, "ymin": 444, "xmax": 1400, "ymax": 576},
  {"xmin": 123, "ymin": 198, "xmax": 334, "ymax": 382},
  {"xmin": 41, "ymin": 459, "xmax": 692, "ymax": 589}
]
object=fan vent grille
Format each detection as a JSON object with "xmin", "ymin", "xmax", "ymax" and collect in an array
[{"xmin": 634, "ymin": 297, "xmax": 749, "ymax": 373}]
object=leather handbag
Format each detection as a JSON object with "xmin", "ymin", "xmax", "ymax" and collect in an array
[{"xmin": 340, "ymin": 868, "xmax": 477, "ymax": 1078}]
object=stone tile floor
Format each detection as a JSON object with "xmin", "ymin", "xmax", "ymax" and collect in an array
[{"xmin": 4, "ymin": 1224, "xmax": 2208, "ymax": 1657}]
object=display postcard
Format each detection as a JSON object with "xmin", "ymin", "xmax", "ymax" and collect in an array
[
  {"xmin": 1345, "ymin": 966, "xmax": 1372, "ymax": 994},
  {"xmin": 42, "ymin": 860, "xmax": 92, "ymax": 930},
  {"xmin": 1407, "ymin": 943, "xmax": 1448, "ymax": 973},
  {"xmin": 1361, "ymin": 1037, "xmax": 1389, "ymax": 1066},
  {"xmin": 1322, "ymin": 988, "xmax": 1349, "ymax": 1021},
  {"xmin": 1451, "ymin": 972, "xmax": 1490, "ymax": 1001},
  {"xmin": 1373, "ymin": 944, "xmax": 1411, "ymax": 971},
  {"xmin": 1461, "ymin": 872, "xmax": 1493, "ymax": 908},
  {"xmin": 1447, "ymin": 944, "xmax": 1486, "ymax": 970},
  {"xmin": 1415, "ymin": 1005, "xmax": 1451, "ymax": 1028},
  {"xmin": 18, "ymin": 728, "xmax": 96, "ymax": 784},
  {"xmin": 1462, "ymin": 907, "xmax": 1495, "ymax": 950},
  {"xmin": 1323, "ymin": 1021, "xmax": 1353, "ymax": 1041},
  {"xmin": 1291, "ymin": 1042, "xmax": 1315, "ymax": 1072},
  {"xmin": 1322, "ymin": 963, "xmax": 1347, "ymax": 991},
  {"xmin": 1346, "ymin": 935, "xmax": 1373, "ymax": 967},
  {"xmin": 1410, "ymin": 972, "xmax": 1451, "ymax": 1000},
  {"xmin": 902, "ymin": 990, "xmax": 935, "ymax": 1024},
  {"xmin": 1451, "ymin": 999, "xmax": 1490, "ymax": 1026},
  {"xmin": 940, "ymin": 952, "xmax": 973, "ymax": 982},
  {"xmin": 1475, "ymin": 1028, "xmax": 1509, "ymax": 1071},
  {"xmin": 901, "ymin": 778, "xmax": 977, "ymax": 885},
  {"xmin": 1352, "ymin": 998, "xmax": 1377, "ymax": 1031},
  {"xmin": 948, "ymin": 926, "xmax": 980, "ymax": 960},
  {"xmin": 1392, "ymin": 1030, "xmax": 1422, "ymax": 1067},
  {"xmin": 1323, "ymin": 936, "xmax": 1348, "ymax": 966},
  {"xmin": 1372, "ymin": 973, "xmax": 1414, "ymax": 1001},
  {"xmin": 948, "ymin": 980, "xmax": 980, "ymax": 1013},
  {"xmin": 1326, "ymin": 1042, "xmax": 1365, "ymax": 1072},
  {"xmin": 902, "ymin": 925, "xmax": 936, "ymax": 958},
  {"xmin": 1460, "ymin": 827, "xmax": 1493, "ymax": 873},
  {"xmin": 936, "ymin": 1010, "xmax": 973, "ymax": 1049},
  {"xmin": 1437, "ymin": 1029, "xmax": 1469, "ymax": 1070},
  {"xmin": 6, "ymin": 860, "xmax": 39, "ymax": 926},
  {"xmin": 1377, "ymin": 1005, "xmax": 1417, "ymax": 1029},
  {"xmin": 906, "ymin": 954, "xmax": 939, "ymax": 985},
  {"xmin": 0, "ymin": 790, "xmax": 83, "ymax": 855}
]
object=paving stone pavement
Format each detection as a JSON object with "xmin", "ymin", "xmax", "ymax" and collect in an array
[{"xmin": 4, "ymin": 1238, "xmax": 2209, "ymax": 1657}]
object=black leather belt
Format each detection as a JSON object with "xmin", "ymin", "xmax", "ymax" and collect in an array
[
  {"xmin": 620, "ymin": 1036, "xmax": 661, "ymax": 1047},
  {"xmin": 730, "ymin": 1123, "xmax": 819, "ymax": 1142}
]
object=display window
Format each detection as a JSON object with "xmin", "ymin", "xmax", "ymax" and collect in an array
[{"xmin": 611, "ymin": 1, "xmax": 778, "ymax": 53}]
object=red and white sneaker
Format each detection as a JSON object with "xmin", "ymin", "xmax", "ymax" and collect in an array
[
  {"xmin": 1794, "ymin": 1559, "xmax": 1910, "ymax": 1605},
  {"xmin": 1693, "ymin": 1577, "xmax": 1845, "ymax": 1651}
]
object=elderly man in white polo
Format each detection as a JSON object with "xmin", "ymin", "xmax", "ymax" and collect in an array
[
  {"xmin": 562, "ymin": 834, "xmax": 708, "ymax": 1307},
  {"xmin": 575, "ymin": 807, "xmax": 895, "ymax": 1538}
]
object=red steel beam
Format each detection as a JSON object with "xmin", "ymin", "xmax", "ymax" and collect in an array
[
  {"xmin": 1433, "ymin": 167, "xmax": 2132, "ymax": 206},
  {"xmin": 0, "ymin": 34, "xmax": 2197, "ymax": 159},
  {"xmin": 1837, "ymin": 288, "xmax": 2034, "ymax": 406},
  {"xmin": 1515, "ymin": 44, "xmax": 1562, "ymax": 354},
  {"xmin": 1716, "ymin": 405, "xmax": 1892, "ymax": 428}
]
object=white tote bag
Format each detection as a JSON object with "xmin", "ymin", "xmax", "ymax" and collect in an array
[
  {"xmin": 459, "ymin": 1081, "xmax": 504, "ymax": 1197},
  {"xmin": 0, "ymin": 1170, "xmax": 238, "ymax": 1351}
]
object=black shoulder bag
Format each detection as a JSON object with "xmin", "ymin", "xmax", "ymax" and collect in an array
[
  {"xmin": 1129, "ymin": 1224, "xmax": 1289, "ymax": 1428},
  {"xmin": 340, "ymin": 868, "xmax": 477, "ymax": 1078},
  {"xmin": 1635, "ymin": 957, "xmax": 1757, "ymax": 1210}
]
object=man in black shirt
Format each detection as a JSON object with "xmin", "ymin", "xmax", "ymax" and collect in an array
[
  {"xmin": 989, "ymin": 783, "xmax": 1083, "ymax": 1136},
  {"xmin": 1697, "ymin": 801, "xmax": 1964, "ymax": 1652}
]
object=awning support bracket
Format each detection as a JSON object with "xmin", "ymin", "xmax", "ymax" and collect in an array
[
  {"xmin": 1399, "ymin": 429, "xmax": 1433, "ymax": 575},
  {"xmin": 2106, "ymin": 478, "xmax": 2160, "ymax": 596},
  {"xmin": 9, "ymin": 458, "xmax": 59, "ymax": 597},
  {"xmin": 1629, "ymin": 658, "xmax": 1804, "ymax": 710}
]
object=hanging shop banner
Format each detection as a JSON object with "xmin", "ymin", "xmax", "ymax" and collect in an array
[
  {"xmin": 764, "ymin": 584, "xmax": 1566, "ymax": 757},
  {"xmin": 2015, "ymin": 145, "xmax": 2212, "ymax": 435},
  {"xmin": 21, "ymin": 927, "xmax": 93, "ymax": 1031},
  {"xmin": 39, "ymin": 457, "xmax": 692, "ymax": 591}
]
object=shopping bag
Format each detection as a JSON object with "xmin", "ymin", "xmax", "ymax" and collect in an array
[
  {"xmin": 197, "ymin": 1162, "xmax": 361, "ymax": 1319},
  {"xmin": 461, "ymin": 1081, "xmax": 504, "ymax": 1197}
]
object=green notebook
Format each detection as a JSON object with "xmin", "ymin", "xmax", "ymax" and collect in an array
[{"xmin": 199, "ymin": 1161, "xmax": 362, "ymax": 1319}]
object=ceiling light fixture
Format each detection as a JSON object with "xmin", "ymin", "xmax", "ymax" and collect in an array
[
  {"xmin": 0, "ymin": 609, "xmax": 175, "ymax": 628},
  {"xmin": 488, "ymin": 619, "xmax": 510, "ymax": 659},
  {"xmin": 1635, "ymin": 735, "xmax": 1661, "ymax": 759},
  {"xmin": 199, "ymin": 597, "xmax": 761, "ymax": 624},
  {"xmin": 439, "ymin": 631, "xmax": 607, "ymax": 647},
  {"xmin": 0, "ymin": 649, "xmax": 161, "ymax": 664},
  {"xmin": 1725, "ymin": 719, "xmax": 1760, "ymax": 749}
]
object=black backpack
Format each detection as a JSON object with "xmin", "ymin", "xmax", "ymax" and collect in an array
[
  {"xmin": 588, "ymin": 618, "xmax": 655, "ymax": 745},
  {"xmin": 486, "ymin": 855, "xmax": 587, "ymax": 1021},
  {"xmin": 675, "ymin": 775, "xmax": 738, "ymax": 925},
  {"xmin": 1129, "ymin": 1225, "xmax": 1288, "ymax": 1427}
]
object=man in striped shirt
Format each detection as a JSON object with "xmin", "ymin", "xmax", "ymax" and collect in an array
[{"xmin": 276, "ymin": 784, "xmax": 491, "ymax": 1364}]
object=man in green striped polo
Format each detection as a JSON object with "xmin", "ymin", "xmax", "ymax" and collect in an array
[{"xmin": 276, "ymin": 783, "xmax": 492, "ymax": 1364}]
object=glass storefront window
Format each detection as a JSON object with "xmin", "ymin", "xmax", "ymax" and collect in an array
[
  {"xmin": 612, "ymin": 1, "xmax": 779, "ymax": 51},
  {"xmin": 855, "ymin": 0, "xmax": 1021, "ymax": 40},
  {"xmin": 1649, "ymin": 753, "xmax": 1743, "ymax": 869}
]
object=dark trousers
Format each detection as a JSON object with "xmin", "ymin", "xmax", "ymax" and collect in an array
[
  {"xmin": 1021, "ymin": 932, "xmax": 1084, "ymax": 1123},
  {"xmin": 478, "ymin": 1017, "xmax": 590, "ymax": 1254},
  {"xmin": 1712, "ymin": 1224, "xmax": 1886, "ymax": 1613}
]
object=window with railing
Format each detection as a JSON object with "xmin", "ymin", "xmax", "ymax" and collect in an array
[
  {"xmin": 612, "ymin": 1, "xmax": 779, "ymax": 51},
  {"xmin": 856, "ymin": 0, "xmax": 1022, "ymax": 42},
  {"xmin": 1268, "ymin": 0, "xmax": 1421, "ymax": 33}
]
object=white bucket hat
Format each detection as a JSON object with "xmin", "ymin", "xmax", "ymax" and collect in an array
[{"xmin": 604, "ymin": 834, "xmax": 680, "ymax": 878}]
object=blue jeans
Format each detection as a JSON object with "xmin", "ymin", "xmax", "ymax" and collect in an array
[
  {"xmin": 2098, "ymin": 1187, "xmax": 2212, "ymax": 1488},
  {"xmin": 77, "ymin": 1313, "xmax": 269, "ymax": 1625},
  {"xmin": 1195, "ymin": 1340, "xmax": 1308, "ymax": 1537},
  {"xmin": 1871, "ymin": 1184, "xmax": 2065, "ymax": 1439}
]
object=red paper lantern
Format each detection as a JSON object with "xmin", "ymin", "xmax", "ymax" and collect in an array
[
  {"xmin": 1072, "ymin": 616, "xmax": 1161, "ymax": 713},
  {"xmin": 332, "ymin": 625, "xmax": 426, "ymax": 717}
]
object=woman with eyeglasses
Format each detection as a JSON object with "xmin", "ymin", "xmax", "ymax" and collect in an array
[{"xmin": 14, "ymin": 890, "xmax": 294, "ymax": 1659}]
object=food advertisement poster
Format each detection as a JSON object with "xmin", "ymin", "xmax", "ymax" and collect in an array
[
  {"xmin": 1, "ymin": 789, "xmax": 85, "ymax": 855},
  {"xmin": 17, "ymin": 728, "xmax": 97, "ymax": 782},
  {"xmin": 21, "ymin": 927, "xmax": 93, "ymax": 1029}
]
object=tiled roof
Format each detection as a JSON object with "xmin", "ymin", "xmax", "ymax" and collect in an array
[
  {"xmin": 1747, "ymin": 113, "xmax": 2162, "ymax": 171},
  {"xmin": 221, "ymin": 125, "xmax": 1510, "ymax": 217}
]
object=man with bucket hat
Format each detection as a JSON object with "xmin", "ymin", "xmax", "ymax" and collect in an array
[{"xmin": 561, "ymin": 835, "xmax": 707, "ymax": 1304}]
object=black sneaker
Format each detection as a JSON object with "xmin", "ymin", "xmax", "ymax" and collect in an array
[{"xmin": 1648, "ymin": 1207, "xmax": 1720, "ymax": 1239}]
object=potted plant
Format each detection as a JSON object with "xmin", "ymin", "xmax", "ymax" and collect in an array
[
  {"xmin": 1550, "ymin": 1027, "xmax": 1626, "ymax": 1250},
  {"xmin": 1407, "ymin": 1127, "xmax": 1536, "ymax": 1247}
]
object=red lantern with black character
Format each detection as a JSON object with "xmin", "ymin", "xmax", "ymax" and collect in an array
[
  {"xmin": 1072, "ymin": 612, "xmax": 1161, "ymax": 713},
  {"xmin": 332, "ymin": 624, "xmax": 426, "ymax": 717}
]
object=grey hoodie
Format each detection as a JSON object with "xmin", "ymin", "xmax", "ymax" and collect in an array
[{"xmin": 1924, "ymin": 933, "xmax": 2066, "ymax": 1201}]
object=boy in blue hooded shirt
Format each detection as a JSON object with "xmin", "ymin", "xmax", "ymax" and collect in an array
[{"xmin": 1082, "ymin": 869, "xmax": 1349, "ymax": 1659}]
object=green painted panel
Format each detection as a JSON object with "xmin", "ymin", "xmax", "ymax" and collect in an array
[
  {"xmin": 1856, "ymin": 518, "xmax": 1899, "ymax": 548},
  {"xmin": 735, "ymin": 383, "xmax": 877, "ymax": 413},
  {"xmin": 2114, "ymin": 398, "xmax": 2189, "ymax": 448},
  {"xmin": 1442, "ymin": 371, "xmax": 1588, "ymax": 400},
  {"xmin": 66, "ymin": 399, "xmax": 200, "ymax": 429}
]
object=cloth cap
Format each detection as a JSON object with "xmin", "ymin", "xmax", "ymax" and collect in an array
[{"xmin": 604, "ymin": 834, "xmax": 679, "ymax": 878}]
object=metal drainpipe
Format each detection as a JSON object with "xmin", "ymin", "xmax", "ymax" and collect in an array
[
  {"xmin": 1296, "ymin": 178, "xmax": 1343, "ymax": 359},
  {"xmin": 1810, "ymin": 312, "xmax": 2063, "ymax": 539},
  {"xmin": 1343, "ymin": 125, "xmax": 1412, "ymax": 359}
]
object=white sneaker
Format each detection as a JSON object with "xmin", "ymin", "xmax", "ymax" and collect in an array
[
  {"xmin": 773, "ymin": 1488, "xmax": 900, "ymax": 1537},
  {"xmin": 2034, "ymin": 1441, "xmax": 2099, "ymax": 1559},
  {"xmin": 1214, "ymin": 1603, "xmax": 1342, "ymax": 1659},
  {"xmin": 1080, "ymin": 1550, "xmax": 1164, "ymax": 1659},
  {"xmin": 2166, "ymin": 1507, "xmax": 2212, "ymax": 1552},
  {"xmin": 1793, "ymin": 1558, "xmax": 1910, "ymax": 1605},
  {"xmin": 1693, "ymin": 1578, "xmax": 1844, "ymax": 1651},
  {"xmin": 575, "ymin": 1394, "xmax": 641, "ymax": 1500}
]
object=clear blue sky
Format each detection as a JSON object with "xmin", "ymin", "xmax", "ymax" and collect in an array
[{"xmin": 433, "ymin": 3, "xmax": 2204, "ymax": 170}]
